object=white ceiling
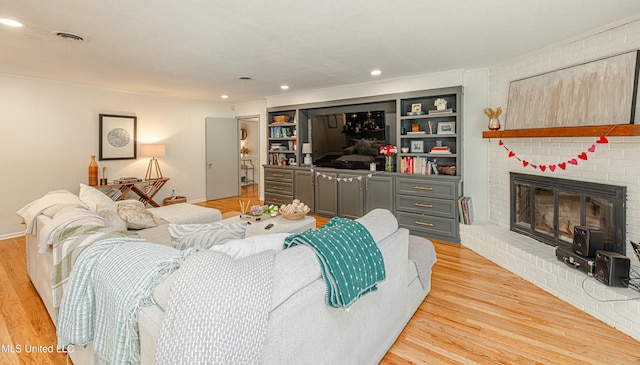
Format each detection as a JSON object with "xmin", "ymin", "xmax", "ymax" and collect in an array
[{"xmin": 2, "ymin": 1, "xmax": 640, "ymax": 103}]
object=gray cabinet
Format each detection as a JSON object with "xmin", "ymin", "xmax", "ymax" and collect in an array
[
  {"xmin": 264, "ymin": 167, "xmax": 294, "ymax": 206},
  {"xmin": 365, "ymin": 175, "xmax": 394, "ymax": 214},
  {"xmin": 337, "ymin": 172, "xmax": 366, "ymax": 219},
  {"xmin": 395, "ymin": 175, "xmax": 461, "ymax": 242},
  {"xmin": 294, "ymin": 169, "xmax": 315, "ymax": 213},
  {"xmin": 314, "ymin": 171, "xmax": 337, "ymax": 216}
]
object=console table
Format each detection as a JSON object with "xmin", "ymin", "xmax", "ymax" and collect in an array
[{"xmin": 99, "ymin": 178, "xmax": 169, "ymax": 207}]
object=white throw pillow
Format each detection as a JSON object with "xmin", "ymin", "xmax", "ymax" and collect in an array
[
  {"xmin": 169, "ymin": 221, "xmax": 247, "ymax": 250},
  {"xmin": 211, "ymin": 233, "xmax": 291, "ymax": 259},
  {"xmin": 79, "ymin": 183, "xmax": 117, "ymax": 212},
  {"xmin": 117, "ymin": 200, "xmax": 158, "ymax": 230}
]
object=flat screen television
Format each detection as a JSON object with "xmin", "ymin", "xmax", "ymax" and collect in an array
[{"xmin": 310, "ymin": 110, "xmax": 391, "ymax": 170}]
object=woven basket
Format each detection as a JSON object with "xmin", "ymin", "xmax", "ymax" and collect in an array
[
  {"xmin": 436, "ymin": 166, "xmax": 456, "ymax": 176},
  {"xmin": 281, "ymin": 212, "xmax": 307, "ymax": 220},
  {"xmin": 272, "ymin": 115, "xmax": 291, "ymax": 124}
]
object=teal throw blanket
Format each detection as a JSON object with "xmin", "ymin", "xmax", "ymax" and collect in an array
[{"xmin": 284, "ymin": 217, "xmax": 386, "ymax": 309}]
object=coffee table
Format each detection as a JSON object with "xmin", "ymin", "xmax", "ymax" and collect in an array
[{"xmin": 220, "ymin": 214, "xmax": 316, "ymax": 236}]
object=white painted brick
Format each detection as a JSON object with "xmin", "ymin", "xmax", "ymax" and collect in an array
[{"xmin": 461, "ymin": 224, "xmax": 640, "ymax": 342}]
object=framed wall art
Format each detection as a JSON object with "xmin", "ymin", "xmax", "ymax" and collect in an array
[
  {"xmin": 410, "ymin": 140, "xmax": 424, "ymax": 153},
  {"xmin": 506, "ymin": 50, "xmax": 640, "ymax": 129},
  {"xmin": 437, "ymin": 121, "xmax": 456, "ymax": 135},
  {"xmin": 99, "ymin": 114, "xmax": 137, "ymax": 160}
]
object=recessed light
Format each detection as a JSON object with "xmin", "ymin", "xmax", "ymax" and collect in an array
[
  {"xmin": 280, "ymin": 85, "xmax": 289, "ymax": 90},
  {"xmin": 370, "ymin": 69, "xmax": 382, "ymax": 76},
  {"xmin": 221, "ymin": 95, "xmax": 229, "ymax": 99},
  {"xmin": 0, "ymin": 18, "xmax": 24, "ymax": 27}
]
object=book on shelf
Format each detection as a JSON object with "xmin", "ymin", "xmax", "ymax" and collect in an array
[
  {"xmin": 458, "ymin": 197, "xmax": 474, "ymax": 224},
  {"xmin": 114, "ymin": 178, "xmax": 142, "ymax": 184},
  {"xmin": 430, "ymin": 146, "xmax": 451, "ymax": 154},
  {"xmin": 400, "ymin": 156, "xmax": 441, "ymax": 175}
]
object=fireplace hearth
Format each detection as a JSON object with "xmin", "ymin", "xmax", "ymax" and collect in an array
[{"xmin": 510, "ymin": 173, "xmax": 626, "ymax": 254}]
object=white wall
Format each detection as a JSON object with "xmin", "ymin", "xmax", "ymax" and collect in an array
[
  {"xmin": 1, "ymin": 74, "xmax": 233, "ymax": 238},
  {"xmin": 487, "ymin": 17, "xmax": 640, "ymax": 245}
]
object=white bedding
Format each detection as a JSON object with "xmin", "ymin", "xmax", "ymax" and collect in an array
[{"xmin": 16, "ymin": 190, "xmax": 88, "ymax": 235}]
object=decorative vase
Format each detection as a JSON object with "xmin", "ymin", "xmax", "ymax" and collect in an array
[
  {"xmin": 412, "ymin": 124, "xmax": 420, "ymax": 132},
  {"xmin": 385, "ymin": 155, "xmax": 395, "ymax": 172},
  {"xmin": 488, "ymin": 118, "xmax": 501, "ymax": 131},
  {"xmin": 88, "ymin": 155, "xmax": 98, "ymax": 186}
]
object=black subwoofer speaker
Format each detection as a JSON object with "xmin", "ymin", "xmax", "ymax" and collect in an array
[
  {"xmin": 572, "ymin": 226, "xmax": 603, "ymax": 258},
  {"xmin": 594, "ymin": 251, "xmax": 630, "ymax": 287}
]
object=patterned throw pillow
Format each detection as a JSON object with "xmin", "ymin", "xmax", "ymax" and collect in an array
[
  {"xmin": 168, "ymin": 222, "xmax": 247, "ymax": 250},
  {"xmin": 117, "ymin": 200, "xmax": 158, "ymax": 230},
  {"xmin": 96, "ymin": 204, "xmax": 128, "ymax": 231}
]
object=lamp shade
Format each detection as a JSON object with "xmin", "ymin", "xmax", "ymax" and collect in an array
[
  {"xmin": 302, "ymin": 143, "xmax": 312, "ymax": 154},
  {"xmin": 141, "ymin": 144, "xmax": 166, "ymax": 158}
]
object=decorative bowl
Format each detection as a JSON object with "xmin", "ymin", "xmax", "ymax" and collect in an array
[
  {"xmin": 272, "ymin": 115, "xmax": 291, "ymax": 123},
  {"xmin": 281, "ymin": 212, "xmax": 307, "ymax": 220}
]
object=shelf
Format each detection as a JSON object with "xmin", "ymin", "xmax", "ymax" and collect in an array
[
  {"xmin": 400, "ymin": 113, "xmax": 457, "ymax": 120},
  {"xmin": 482, "ymin": 124, "xmax": 640, "ymax": 138},
  {"xmin": 400, "ymin": 134, "xmax": 455, "ymax": 139}
]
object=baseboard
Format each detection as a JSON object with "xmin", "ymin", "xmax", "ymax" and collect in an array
[{"xmin": 0, "ymin": 232, "xmax": 25, "ymax": 241}]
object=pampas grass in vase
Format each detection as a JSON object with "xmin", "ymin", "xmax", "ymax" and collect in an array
[{"xmin": 484, "ymin": 107, "xmax": 503, "ymax": 130}]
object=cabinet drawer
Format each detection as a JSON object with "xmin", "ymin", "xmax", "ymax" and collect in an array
[
  {"xmin": 264, "ymin": 192, "xmax": 293, "ymax": 206},
  {"xmin": 396, "ymin": 195, "xmax": 457, "ymax": 219},
  {"xmin": 396, "ymin": 211, "xmax": 458, "ymax": 239},
  {"xmin": 395, "ymin": 178, "xmax": 458, "ymax": 199},
  {"xmin": 264, "ymin": 169, "xmax": 294, "ymax": 182},
  {"xmin": 265, "ymin": 181, "xmax": 293, "ymax": 195}
]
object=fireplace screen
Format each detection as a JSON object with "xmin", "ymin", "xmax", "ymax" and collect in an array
[{"xmin": 511, "ymin": 173, "xmax": 626, "ymax": 254}]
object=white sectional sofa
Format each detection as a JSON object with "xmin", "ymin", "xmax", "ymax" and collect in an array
[{"xmin": 19, "ymin": 189, "xmax": 436, "ymax": 364}]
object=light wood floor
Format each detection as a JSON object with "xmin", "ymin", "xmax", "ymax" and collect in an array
[{"xmin": 2, "ymin": 184, "xmax": 639, "ymax": 364}]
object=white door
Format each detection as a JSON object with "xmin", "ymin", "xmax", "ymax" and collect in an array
[{"xmin": 206, "ymin": 117, "xmax": 239, "ymax": 200}]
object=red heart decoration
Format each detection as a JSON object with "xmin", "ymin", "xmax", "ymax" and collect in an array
[
  {"xmin": 558, "ymin": 162, "xmax": 567, "ymax": 170},
  {"xmin": 588, "ymin": 144, "xmax": 596, "ymax": 153},
  {"xmin": 578, "ymin": 152, "xmax": 588, "ymax": 160},
  {"xmin": 522, "ymin": 160, "xmax": 529, "ymax": 167},
  {"xmin": 549, "ymin": 164, "xmax": 556, "ymax": 172},
  {"xmin": 499, "ymin": 140, "xmax": 504, "ymax": 146},
  {"xmin": 508, "ymin": 151, "xmax": 515, "ymax": 158},
  {"xmin": 568, "ymin": 158, "xmax": 578, "ymax": 165},
  {"xmin": 596, "ymin": 136, "xmax": 609, "ymax": 144},
  {"xmin": 531, "ymin": 164, "xmax": 538, "ymax": 169},
  {"xmin": 540, "ymin": 165, "xmax": 547, "ymax": 172}
]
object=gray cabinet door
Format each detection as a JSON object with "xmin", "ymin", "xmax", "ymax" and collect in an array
[
  {"xmin": 365, "ymin": 175, "xmax": 394, "ymax": 214},
  {"xmin": 338, "ymin": 173, "xmax": 365, "ymax": 219},
  {"xmin": 314, "ymin": 172, "xmax": 337, "ymax": 216},
  {"xmin": 294, "ymin": 169, "xmax": 315, "ymax": 213}
]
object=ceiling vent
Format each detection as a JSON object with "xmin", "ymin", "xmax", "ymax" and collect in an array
[{"xmin": 55, "ymin": 32, "xmax": 84, "ymax": 41}]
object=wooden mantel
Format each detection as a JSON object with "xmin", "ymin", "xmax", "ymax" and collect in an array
[{"xmin": 482, "ymin": 124, "xmax": 640, "ymax": 138}]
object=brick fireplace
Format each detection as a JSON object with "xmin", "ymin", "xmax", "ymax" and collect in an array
[{"xmin": 461, "ymin": 136, "xmax": 640, "ymax": 342}]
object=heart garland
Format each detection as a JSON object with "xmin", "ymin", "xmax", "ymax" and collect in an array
[{"xmin": 495, "ymin": 131, "xmax": 612, "ymax": 173}]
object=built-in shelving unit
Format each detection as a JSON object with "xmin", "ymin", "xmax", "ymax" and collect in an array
[
  {"xmin": 267, "ymin": 110, "xmax": 298, "ymax": 165},
  {"xmin": 482, "ymin": 124, "xmax": 640, "ymax": 138},
  {"xmin": 397, "ymin": 88, "xmax": 462, "ymax": 177}
]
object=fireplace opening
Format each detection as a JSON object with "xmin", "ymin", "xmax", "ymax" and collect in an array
[{"xmin": 510, "ymin": 173, "xmax": 626, "ymax": 254}]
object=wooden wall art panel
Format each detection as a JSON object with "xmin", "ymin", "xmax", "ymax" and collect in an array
[{"xmin": 506, "ymin": 51, "xmax": 640, "ymax": 129}]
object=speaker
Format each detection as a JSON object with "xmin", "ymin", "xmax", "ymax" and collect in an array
[
  {"xmin": 594, "ymin": 251, "xmax": 630, "ymax": 287},
  {"xmin": 572, "ymin": 226, "xmax": 603, "ymax": 258}
]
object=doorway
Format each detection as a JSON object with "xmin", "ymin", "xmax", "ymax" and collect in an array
[
  {"xmin": 238, "ymin": 116, "xmax": 260, "ymax": 193},
  {"xmin": 205, "ymin": 117, "xmax": 239, "ymax": 200}
]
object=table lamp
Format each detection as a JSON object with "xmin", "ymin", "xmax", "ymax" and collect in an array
[
  {"xmin": 302, "ymin": 143, "xmax": 312, "ymax": 166},
  {"xmin": 141, "ymin": 144, "xmax": 166, "ymax": 180}
]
